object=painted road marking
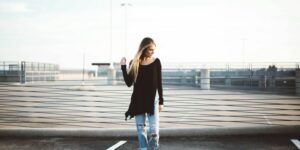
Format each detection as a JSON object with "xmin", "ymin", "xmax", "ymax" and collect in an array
[
  {"xmin": 106, "ymin": 140, "xmax": 127, "ymax": 150},
  {"xmin": 291, "ymin": 139, "xmax": 300, "ymax": 149},
  {"xmin": 263, "ymin": 116, "xmax": 272, "ymax": 124}
]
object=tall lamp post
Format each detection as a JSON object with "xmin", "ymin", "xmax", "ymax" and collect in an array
[
  {"xmin": 109, "ymin": 0, "xmax": 113, "ymax": 69},
  {"xmin": 120, "ymin": 1, "xmax": 132, "ymax": 58},
  {"xmin": 108, "ymin": 0, "xmax": 116, "ymax": 85},
  {"xmin": 241, "ymin": 38, "xmax": 247, "ymax": 65}
]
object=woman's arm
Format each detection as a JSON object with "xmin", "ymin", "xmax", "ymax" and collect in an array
[
  {"xmin": 157, "ymin": 59, "xmax": 164, "ymax": 105},
  {"xmin": 121, "ymin": 57, "xmax": 134, "ymax": 87}
]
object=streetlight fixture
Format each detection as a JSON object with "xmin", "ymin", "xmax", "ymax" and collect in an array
[{"xmin": 107, "ymin": 0, "xmax": 117, "ymax": 85}]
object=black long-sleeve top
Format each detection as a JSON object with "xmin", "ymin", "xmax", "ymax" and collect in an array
[{"xmin": 121, "ymin": 58, "xmax": 164, "ymax": 120}]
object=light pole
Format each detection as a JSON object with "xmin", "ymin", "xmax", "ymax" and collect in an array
[
  {"xmin": 120, "ymin": 1, "xmax": 132, "ymax": 58},
  {"xmin": 241, "ymin": 38, "xmax": 247, "ymax": 64},
  {"xmin": 108, "ymin": 0, "xmax": 116, "ymax": 85},
  {"xmin": 109, "ymin": 0, "xmax": 113, "ymax": 69},
  {"xmin": 82, "ymin": 50, "xmax": 86, "ymax": 85}
]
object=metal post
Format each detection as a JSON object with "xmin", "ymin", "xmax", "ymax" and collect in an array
[
  {"xmin": 108, "ymin": 66, "xmax": 117, "ymax": 85},
  {"xmin": 20, "ymin": 61, "xmax": 26, "ymax": 84},
  {"xmin": 120, "ymin": 1, "xmax": 132, "ymax": 58},
  {"xmin": 44, "ymin": 64, "xmax": 46, "ymax": 81},
  {"xmin": 241, "ymin": 38, "xmax": 247, "ymax": 64},
  {"xmin": 225, "ymin": 64, "xmax": 231, "ymax": 87},
  {"xmin": 3, "ymin": 62, "xmax": 5, "ymax": 76},
  {"xmin": 109, "ymin": 0, "xmax": 114, "ymax": 69},
  {"xmin": 225, "ymin": 75, "xmax": 231, "ymax": 87},
  {"xmin": 124, "ymin": 2, "xmax": 127, "ymax": 57},
  {"xmin": 82, "ymin": 51, "xmax": 85, "ymax": 85},
  {"xmin": 32, "ymin": 62, "xmax": 34, "ymax": 82},
  {"xmin": 296, "ymin": 69, "xmax": 300, "ymax": 96}
]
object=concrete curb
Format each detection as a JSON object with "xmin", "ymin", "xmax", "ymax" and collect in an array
[{"xmin": 0, "ymin": 125, "xmax": 299, "ymax": 138}]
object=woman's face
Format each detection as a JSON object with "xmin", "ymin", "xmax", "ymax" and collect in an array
[{"xmin": 144, "ymin": 44, "xmax": 156, "ymax": 58}]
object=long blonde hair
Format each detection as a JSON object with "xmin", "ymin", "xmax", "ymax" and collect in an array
[{"xmin": 128, "ymin": 37, "xmax": 156, "ymax": 82}]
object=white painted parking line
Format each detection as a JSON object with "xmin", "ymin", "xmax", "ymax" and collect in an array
[
  {"xmin": 106, "ymin": 140, "xmax": 127, "ymax": 150},
  {"xmin": 291, "ymin": 139, "xmax": 300, "ymax": 149},
  {"xmin": 263, "ymin": 116, "xmax": 272, "ymax": 124}
]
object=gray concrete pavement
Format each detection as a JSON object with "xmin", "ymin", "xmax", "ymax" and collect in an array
[
  {"xmin": 0, "ymin": 130, "xmax": 299, "ymax": 150},
  {"xmin": 0, "ymin": 81, "xmax": 300, "ymax": 149},
  {"xmin": 0, "ymin": 126, "xmax": 299, "ymax": 138},
  {"xmin": 0, "ymin": 82, "xmax": 299, "ymax": 129}
]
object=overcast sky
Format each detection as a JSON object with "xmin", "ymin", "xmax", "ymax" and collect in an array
[{"xmin": 0, "ymin": 0, "xmax": 299, "ymax": 69}]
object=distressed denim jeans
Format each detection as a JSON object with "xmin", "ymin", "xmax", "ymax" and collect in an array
[{"xmin": 135, "ymin": 100, "xmax": 159, "ymax": 150}]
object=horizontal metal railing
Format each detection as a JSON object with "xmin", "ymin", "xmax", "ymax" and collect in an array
[
  {"xmin": 163, "ymin": 62, "xmax": 300, "ymax": 69},
  {"xmin": 0, "ymin": 61, "xmax": 59, "ymax": 83}
]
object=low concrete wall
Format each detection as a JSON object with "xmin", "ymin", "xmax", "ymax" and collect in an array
[
  {"xmin": 201, "ymin": 69, "xmax": 210, "ymax": 90},
  {"xmin": 0, "ymin": 76, "xmax": 20, "ymax": 82},
  {"xmin": 296, "ymin": 69, "xmax": 300, "ymax": 96}
]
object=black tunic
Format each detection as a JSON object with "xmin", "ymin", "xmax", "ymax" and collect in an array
[{"xmin": 121, "ymin": 58, "xmax": 164, "ymax": 120}]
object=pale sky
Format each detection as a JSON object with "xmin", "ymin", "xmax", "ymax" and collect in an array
[{"xmin": 0, "ymin": 0, "xmax": 299, "ymax": 69}]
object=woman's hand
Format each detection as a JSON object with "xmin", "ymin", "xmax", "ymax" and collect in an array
[
  {"xmin": 120, "ymin": 57, "xmax": 126, "ymax": 65},
  {"xmin": 159, "ymin": 105, "xmax": 164, "ymax": 112}
]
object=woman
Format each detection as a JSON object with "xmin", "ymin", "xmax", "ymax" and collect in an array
[{"xmin": 120, "ymin": 37, "xmax": 164, "ymax": 150}]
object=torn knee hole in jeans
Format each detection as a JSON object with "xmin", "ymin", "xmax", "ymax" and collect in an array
[
  {"xmin": 137, "ymin": 123, "xmax": 146, "ymax": 132},
  {"xmin": 149, "ymin": 133, "xmax": 158, "ymax": 142},
  {"xmin": 151, "ymin": 133, "xmax": 157, "ymax": 138}
]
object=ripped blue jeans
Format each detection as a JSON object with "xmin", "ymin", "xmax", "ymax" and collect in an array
[{"xmin": 135, "ymin": 100, "xmax": 159, "ymax": 150}]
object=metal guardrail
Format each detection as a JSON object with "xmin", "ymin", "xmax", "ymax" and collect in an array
[
  {"xmin": 161, "ymin": 67, "xmax": 297, "ymax": 94},
  {"xmin": 0, "ymin": 61, "xmax": 59, "ymax": 83},
  {"xmin": 23, "ymin": 62, "xmax": 59, "ymax": 82},
  {"xmin": 163, "ymin": 62, "xmax": 300, "ymax": 69},
  {"xmin": 0, "ymin": 61, "xmax": 20, "ymax": 76},
  {"xmin": 0, "ymin": 61, "xmax": 298, "ymax": 94}
]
